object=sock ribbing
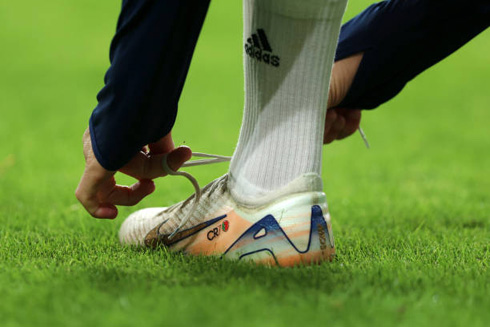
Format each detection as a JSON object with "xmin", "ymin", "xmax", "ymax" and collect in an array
[{"xmin": 229, "ymin": 0, "xmax": 347, "ymax": 204}]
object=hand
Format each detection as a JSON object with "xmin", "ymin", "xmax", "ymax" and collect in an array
[
  {"xmin": 323, "ymin": 108, "xmax": 361, "ymax": 144},
  {"xmin": 75, "ymin": 129, "xmax": 191, "ymax": 219},
  {"xmin": 324, "ymin": 52, "xmax": 363, "ymax": 144}
]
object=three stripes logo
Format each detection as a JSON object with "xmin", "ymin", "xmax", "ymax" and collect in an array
[{"xmin": 245, "ymin": 28, "xmax": 281, "ymax": 67}]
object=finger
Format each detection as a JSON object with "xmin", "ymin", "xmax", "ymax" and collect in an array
[
  {"xmin": 166, "ymin": 146, "xmax": 192, "ymax": 171},
  {"xmin": 323, "ymin": 110, "xmax": 338, "ymax": 144},
  {"xmin": 105, "ymin": 179, "xmax": 156, "ymax": 206},
  {"xmin": 324, "ymin": 115, "xmax": 346, "ymax": 144},
  {"xmin": 119, "ymin": 146, "xmax": 192, "ymax": 180},
  {"xmin": 75, "ymin": 172, "xmax": 118, "ymax": 219},
  {"xmin": 149, "ymin": 133, "xmax": 175, "ymax": 155},
  {"xmin": 93, "ymin": 204, "xmax": 118, "ymax": 219},
  {"xmin": 338, "ymin": 109, "xmax": 361, "ymax": 140},
  {"xmin": 118, "ymin": 151, "xmax": 152, "ymax": 179}
]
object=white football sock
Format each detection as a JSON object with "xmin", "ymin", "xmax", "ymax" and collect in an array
[{"xmin": 229, "ymin": 0, "xmax": 348, "ymax": 204}]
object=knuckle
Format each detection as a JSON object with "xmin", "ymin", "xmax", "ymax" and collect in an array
[{"xmin": 75, "ymin": 188, "xmax": 83, "ymax": 201}]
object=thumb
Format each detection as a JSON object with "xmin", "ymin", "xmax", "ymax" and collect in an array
[
  {"xmin": 119, "ymin": 146, "xmax": 192, "ymax": 180},
  {"xmin": 165, "ymin": 146, "xmax": 192, "ymax": 172}
]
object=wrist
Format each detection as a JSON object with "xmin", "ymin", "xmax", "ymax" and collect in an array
[
  {"xmin": 83, "ymin": 128, "xmax": 115, "ymax": 176},
  {"xmin": 328, "ymin": 52, "xmax": 364, "ymax": 109}
]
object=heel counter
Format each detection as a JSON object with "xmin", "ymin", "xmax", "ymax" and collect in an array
[{"xmin": 225, "ymin": 192, "xmax": 335, "ymax": 266}]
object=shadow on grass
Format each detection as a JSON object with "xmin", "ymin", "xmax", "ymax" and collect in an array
[{"xmin": 73, "ymin": 245, "xmax": 352, "ymax": 295}]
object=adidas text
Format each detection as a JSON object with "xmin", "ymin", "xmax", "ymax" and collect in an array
[
  {"xmin": 245, "ymin": 28, "xmax": 281, "ymax": 67},
  {"xmin": 245, "ymin": 45, "xmax": 281, "ymax": 67}
]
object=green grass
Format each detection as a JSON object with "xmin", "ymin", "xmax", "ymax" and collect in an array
[{"xmin": 0, "ymin": 1, "xmax": 489, "ymax": 326}]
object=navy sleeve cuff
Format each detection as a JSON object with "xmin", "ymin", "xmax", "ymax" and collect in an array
[
  {"xmin": 89, "ymin": 114, "xmax": 117, "ymax": 171},
  {"xmin": 89, "ymin": 0, "xmax": 210, "ymax": 170},
  {"xmin": 335, "ymin": 0, "xmax": 490, "ymax": 110}
]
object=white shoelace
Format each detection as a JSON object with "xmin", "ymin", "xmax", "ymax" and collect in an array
[
  {"xmin": 160, "ymin": 130, "xmax": 368, "ymax": 239},
  {"xmin": 161, "ymin": 152, "xmax": 231, "ymax": 239},
  {"xmin": 358, "ymin": 127, "xmax": 370, "ymax": 149}
]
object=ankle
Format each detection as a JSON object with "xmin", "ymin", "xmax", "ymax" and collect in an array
[{"xmin": 228, "ymin": 173, "xmax": 324, "ymax": 207}]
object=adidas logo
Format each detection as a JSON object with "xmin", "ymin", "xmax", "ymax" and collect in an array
[{"xmin": 244, "ymin": 28, "xmax": 281, "ymax": 67}]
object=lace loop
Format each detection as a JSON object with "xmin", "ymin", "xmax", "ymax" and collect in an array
[
  {"xmin": 161, "ymin": 153, "xmax": 231, "ymax": 239},
  {"xmin": 181, "ymin": 152, "xmax": 232, "ymax": 167}
]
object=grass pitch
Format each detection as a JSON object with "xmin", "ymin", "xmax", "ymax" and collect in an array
[{"xmin": 0, "ymin": 1, "xmax": 488, "ymax": 326}]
